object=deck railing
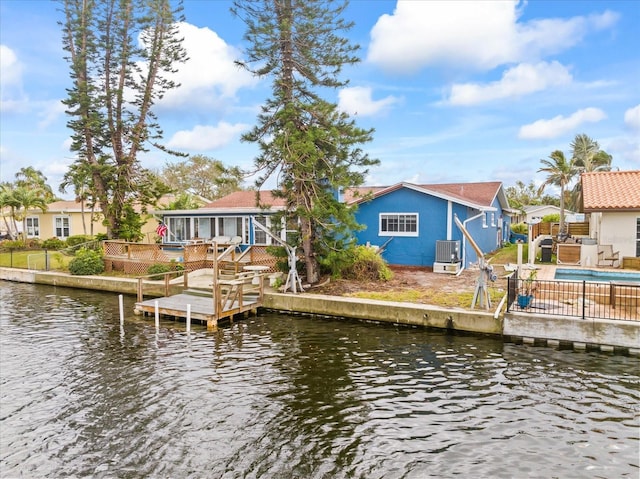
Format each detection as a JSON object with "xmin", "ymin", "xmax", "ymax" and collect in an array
[{"xmin": 506, "ymin": 275, "xmax": 639, "ymax": 321}]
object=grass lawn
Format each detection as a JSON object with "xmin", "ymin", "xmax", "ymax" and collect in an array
[{"xmin": 0, "ymin": 250, "xmax": 73, "ymax": 270}]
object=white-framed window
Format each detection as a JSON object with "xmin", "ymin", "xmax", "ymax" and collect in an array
[
  {"xmin": 26, "ymin": 217, "xmax": 40, "ymax": 238},
  {"xmin": 482, "ymin": 213, "xmax": 488, "ymax": 228},
  {"xmin": 379, "ymin": 213, "xmax": 418, "ymax": 236},
  {"xmin": 54, "ymin": 216, "xmax": 70, "ymax": 239},
  {"xmin": 490, "ymin": 213, "xmax": 496, "ymax": 227}
]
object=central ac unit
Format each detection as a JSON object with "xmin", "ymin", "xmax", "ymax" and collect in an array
[{"xmin": 435, "ymin": 240, "xmax": 460, "ymax": 263}]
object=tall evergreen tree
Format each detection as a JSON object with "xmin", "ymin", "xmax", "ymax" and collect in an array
[
  {"xmin": 232, "ymin": 0, "xmax": 378, "ymax": 283},
  {"xmin": 60, "ymin": 0, "xmax": 187, "ymax": 239}
]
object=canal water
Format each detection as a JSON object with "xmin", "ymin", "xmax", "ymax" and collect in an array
[{"xmin": 1, "ymin": 281, "xmax": 638, "ymax": 479}]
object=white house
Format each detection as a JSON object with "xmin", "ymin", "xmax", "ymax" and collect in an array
[{"xmin": 583, "ymin": 170, "xmax": 640, "ymax": 260}]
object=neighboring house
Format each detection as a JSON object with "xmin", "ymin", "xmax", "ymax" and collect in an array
[
  {"xmin": 7, "ymin": 195, "xmax": 176, "ymax": 241},
  {"xmin": 349, "ymin": 181, "xmax": 511, "ymax": 268},
  {"xmin": 155, "ymin": 190, "xmax": 288, "ymax": 245},
  {"xmin": 19, "ymin": 200, "xmax": 105, "ymax": 240},
  {"xmin": 582, "ymin": 170, "xmax": 640, "ymax": 259},
  {"xmin": 515, "ymin": 205, "xmax": 579, "ymax": 224}
]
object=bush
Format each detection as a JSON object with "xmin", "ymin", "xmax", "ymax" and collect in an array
[
  {"xmin": 1, "ymin": 240, "xmax": 25, "ymax": 251},
  {"xmin": 42, "ymin": 237, "xmax": 66, "ymax": 250},
  {"xmin": 66, "ymin": 235, "xmax": 94, "ymax": 248},
  {"xmin": 148, "ymin": 263, "xmax": 171, "ymax": 280},
  {"xmin": 321, "ymin": 244, "xmax": 393, "ymax": 282},
  {"xmin": 68, "ymin": 248, "xmax": 105, "ymax": 275},
  {"xmin": 541, "ymin": 213, "xmax": 560, "ymax": 223},
  {"xmin": 510, "ymin": 222, "xmax": 528, "ymax": 234}
]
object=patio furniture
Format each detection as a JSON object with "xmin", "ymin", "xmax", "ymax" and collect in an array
[{"xmin": 597, "ymin": 244, "xmax": 620, "ymax": 268}]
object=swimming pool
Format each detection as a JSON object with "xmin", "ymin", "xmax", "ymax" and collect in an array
[{"xmin": 554, "ymin": 268, "xmax": 640, "ymax": 283}]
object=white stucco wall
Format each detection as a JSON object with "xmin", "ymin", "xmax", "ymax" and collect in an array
[{"xmin": 593, "ymin": 211, "xmax": 638, "ymax": 258}]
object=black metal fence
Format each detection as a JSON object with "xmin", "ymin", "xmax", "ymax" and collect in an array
[{"xmin": 506, "ymin": 275, "xmax": 639, "ymax": 321}]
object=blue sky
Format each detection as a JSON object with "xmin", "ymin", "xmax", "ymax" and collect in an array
[{"xmin": 1, "ymin": 0, "xmax": 639, "ymax": 200}]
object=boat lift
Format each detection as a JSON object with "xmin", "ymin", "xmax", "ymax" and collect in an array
[
  {"xmin": 454, "ymin": 214, "xmax": 497, "ymax": 310},
  {"xmin": 252, "ymin": 218, "xmax": 304, "ymax": 294}
]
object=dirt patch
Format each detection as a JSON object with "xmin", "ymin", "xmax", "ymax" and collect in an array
[{"xmin": 308, "ymin": 265, "xmax": 509, "ymax": 308}]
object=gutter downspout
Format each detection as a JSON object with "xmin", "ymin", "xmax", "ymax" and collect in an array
[{"xmin": 457, "ymin": 211, "xmax": 486, "ymax": 276}]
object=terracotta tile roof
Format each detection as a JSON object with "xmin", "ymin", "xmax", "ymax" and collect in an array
[
  {"xmin": 203, "ymin": 190, "xmax": 287, "ymax": 209},
  {"xmin": 582, "ymin": 170, "xmax": 640, "ymax": 211}
]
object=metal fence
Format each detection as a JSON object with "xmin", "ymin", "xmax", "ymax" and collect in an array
[{"xmin": 506, "ymin": 275, "xmax": 639, "ymax": 321}]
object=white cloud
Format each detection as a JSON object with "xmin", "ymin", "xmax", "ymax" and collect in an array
[
  {"xmin": 624, "ymin": 104, "xmax": 640, "ymax": 131},
  {"xmin": 367, "ymin": 1, "xmax": 619, "ymax": 73},
  {"xmin": 157, "ymin": 22, "xmax": 258, "ymax": 110},
  {"xmin": 338, "ymin": 86, "xmax": 399, "ymax": 116},
  {"xmin": 0, "ymin": 44, "xmax": 27, "ymax": 112},
  {"xmin": 37, "ymin": 100, "xmax": 66, "ymax": 129},
  {"xmin": 167, "ymin": 122, "xmax": 249, "ymax": 151},
  {"xmin": 448, "ymin": 61, "xmax": 572, "ymax": 105},
  {"xmin": 518, "ymin": 107, "xmax": 606, "ymax": 139}
]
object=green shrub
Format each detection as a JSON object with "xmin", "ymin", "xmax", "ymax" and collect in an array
[
  {"xmin": 42, "ymin": 237, "xmax": 66, "ymax": 250},
  {"xmin": 66, "ymin": 235, "xmax": 94, "ymax": 248},
  {"xmin": 68, "ymin": 248, "xmax": 105, "ymax": 275},
  {"xmin": 1, "ymin": 240, "xmax": 25, "ymax": 250},
  {"xmin": 321, "ymin": 244, "xmax": 393, "ymax": 281},
  {"xmin": 510, "ymin": 222, "xmax": 528, "ymax": 234},
  {"xmin": 541, "ymin": 213, "xmax": 560, "ymax": 223},
  {"xmin": 148, "ymin": 263, "xmax": 171, "ymax": 280}
]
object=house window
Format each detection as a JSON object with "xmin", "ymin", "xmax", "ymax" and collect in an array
[
  {"xmin": 482, "ymin": 213, "xmax": 488, "ymax": 228},
  {"xmin": 54, "ymin": 216, "xmax": 70, "ymax": 239},
  {"xmin": 253, "ymin": 215, "xmax": 270, "ymax": 245},
  {"xmin": 167, "ymin": 217, "xmax": 191, "ymax": 242},
  {"xmin": 491, "ymin": 213, "xmax": 496, "ymax": 227},
  {"xmin": 26, "ymin": 217, "xmax": 40, "ymax": 238},
  {"xmin": 379, "ymin": 213, "xmax": 418, "ymax": 237},
  {"xmin": 217, "ymin": 216, "xmax": 247, "ymax": 241}
]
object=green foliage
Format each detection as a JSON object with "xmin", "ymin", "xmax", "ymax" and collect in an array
[
  {"xmin": 541, "ymin": 213, "xmax": 560, "ymax": 222},
  {"xmin": 117, "ymin": 205, "xmax": 145, "ymax": 242},
  {"xmin": 147, "ymin": 263, "xmax": 171, "ymax": 280},
  {"xmin": 510, "ymin": 223, "xmax": 528, "ymax": 234},
  {"xmin": 60, "ymin": 0, "xmax": 187, "ymax": 239},
  {"xmin": 1, "ymin": 240, "xmax": 25, "ymax": 250},
  {"xmin": 66, "ymin": 235, "xmax": 94, "ymax": 248},
  {"xmin": 42, "ymin": 237, "xmax": 66, "ymax": 250},
  {"xmin": 320, "ymin": 244, "xmax": 392, "ymax": 282},
  {"xmin": 160, "ymin": 155, "xmax": 243, "ymax": 201},
  {"xmin": 68, "ymin": 248, "xmax": 104, "ymax": 275},
  {"xmin": 266, "ymin": 245, "xmax": 290, "ymax": 273},
  {"xmin": 233, "ymin": 0, "xmax": 378, "ymax": 283}
]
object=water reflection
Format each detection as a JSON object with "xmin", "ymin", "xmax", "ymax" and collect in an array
[{"xmin": 1, "ymin": 281, "xmax": 638, "ymax": 478}]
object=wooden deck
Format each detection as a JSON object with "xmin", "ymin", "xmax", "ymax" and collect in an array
[{"xmin": 134, "ymin": 274, "xmax": 265, "ymax": 329}]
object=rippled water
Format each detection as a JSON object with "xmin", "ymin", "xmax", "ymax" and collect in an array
[{"xmin": 1, "ymin": 281, "xmax": 638, "ymax": 478}]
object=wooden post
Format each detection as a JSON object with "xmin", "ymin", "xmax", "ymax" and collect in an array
[{"xmin": 137, "ymin": 277, "xmax": 143, "ymax": 302}]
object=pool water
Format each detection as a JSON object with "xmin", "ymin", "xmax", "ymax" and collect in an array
[{"xmin": 554, "ymin": 268, "xmax": 640, "ymax": 283}]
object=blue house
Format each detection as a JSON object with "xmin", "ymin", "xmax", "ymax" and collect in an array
[
  {"xmin": 155, "ymin": 181, "xmax": 512, "ymax": 270},
  {"xmin": 348, "ymin": 182, "xmax": 512, "ymax": 269}
]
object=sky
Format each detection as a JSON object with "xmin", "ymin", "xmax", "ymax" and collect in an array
[{"xmin": 1, "ymin": 0, "xmax": 639, "ymax": 200}]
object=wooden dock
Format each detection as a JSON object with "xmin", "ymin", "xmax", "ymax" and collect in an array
[{"xmin": 134, "ymin": 274, "xmax": 265, "ymax": 329}]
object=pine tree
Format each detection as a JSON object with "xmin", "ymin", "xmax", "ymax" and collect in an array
[
  {"xmin": 60, "ymin": 0, "xmax": 187, "ymax": 239},
  {"xmin": 233, "ymin": 0, "xmax": 378, "ymax": 283}
]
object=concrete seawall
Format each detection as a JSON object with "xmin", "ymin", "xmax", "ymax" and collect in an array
[
  {"xmin": 2, "ymin": 267, "xmax": 638, "ymax": 354},
  {"xmin": 263, "ymin": 292, "xmax": 502, "ymax": 334}
]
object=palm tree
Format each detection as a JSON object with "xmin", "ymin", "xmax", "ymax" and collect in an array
[
  {"xmin": 570, "ymin": 134, "xmax": 612, "ymax": 211},
  {"xmin": 14, "ymin": 167, "xmax": 56, "ymax": 203},
  {"xmin": 12, "ymin": 186, "xmax": 48, "ymax": 240},
  {"xmin": 538, "ymin": 150, "xmax": 579, "ymax": 236},
  {"xmin": 0, "ymin": 182, "xmax": 20, "ymax": 239}
]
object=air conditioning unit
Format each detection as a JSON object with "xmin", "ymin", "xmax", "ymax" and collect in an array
[
  {"xmin": 434, "ymin": 240, "xmax": 461, "ymax": 274},
  {"xmin": 435, "ymin": 240, "xmax": 460, "ymax": 263}
]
